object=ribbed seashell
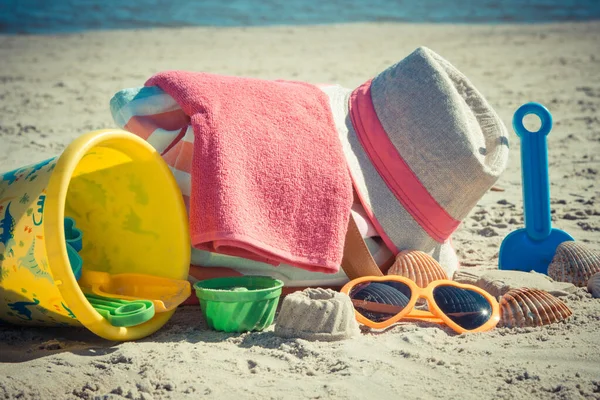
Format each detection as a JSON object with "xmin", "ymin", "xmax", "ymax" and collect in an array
[
  {"xmin": 588, "ymin": 272, "xmax": 600, "ymax": 298},
  {"xmin": 387, "ymin": 250, "xmax": 447, "ymax": 288},
  {"xmin": 498, "ymin": 288, "xmax": 572, "ymax": 328},
  {"xmin": 547, "ymin": 242, "xmax": 600, "ymax": 287}
]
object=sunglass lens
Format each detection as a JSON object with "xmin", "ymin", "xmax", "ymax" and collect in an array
[
  {"xmin": 349, "ymin": 281, "xmax": 412, "ymax": 322},
  {"xmin": 432, "ymin": 286, "xmax": 492, "ymax": 330}
]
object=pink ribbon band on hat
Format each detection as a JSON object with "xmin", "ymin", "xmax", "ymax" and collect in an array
[{"xmin": 349, "ymin": 79, "xmax": 461, "ymax": 243}]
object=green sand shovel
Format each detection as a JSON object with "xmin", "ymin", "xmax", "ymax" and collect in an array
[{"xmin": 84, "ymin": 293, "xmax": 155, "ymax": 327}]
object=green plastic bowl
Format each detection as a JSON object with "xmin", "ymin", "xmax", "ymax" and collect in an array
[{"xmin": 193, "ymin": 276, "xmax": 284, "ymax": 333}]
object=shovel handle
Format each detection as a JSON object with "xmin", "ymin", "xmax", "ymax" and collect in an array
[{"xmin": 513, "ymin": 103, "xmax": 553, "ymax": 241}]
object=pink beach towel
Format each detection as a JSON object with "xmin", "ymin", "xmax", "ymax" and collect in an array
[{"xmin": 145, "ymin": 71, "xmax": 353, "ymax": 273}]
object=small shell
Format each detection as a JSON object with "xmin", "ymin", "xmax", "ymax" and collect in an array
[
  {"xmin": 499, "ymin": 288, "xmax": 572, "ymax": 328},
  {"xmin": 387, "ymin": 250, "xmax": 447, "ymax": 288},
  {"xmin": 588, "ymin": 272, "xmax": 600, "ymax": 298},
  {"xmin": 547, "ymin": 242, "xmax": 600, "ymax": 287}
]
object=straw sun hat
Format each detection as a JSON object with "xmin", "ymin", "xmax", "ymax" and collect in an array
[{"xmin": 323, "ymin": 47, "xmax": 509, "ymax": 278}]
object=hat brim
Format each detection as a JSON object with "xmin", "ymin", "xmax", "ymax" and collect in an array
[{"xmin": 320, "ymin": 84, "xmax": 459, "ymax": 278}]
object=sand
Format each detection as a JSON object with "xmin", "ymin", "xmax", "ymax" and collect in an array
[{"xmin": 1, "ymin": 21, "xmax": 599, "ymax": 400}]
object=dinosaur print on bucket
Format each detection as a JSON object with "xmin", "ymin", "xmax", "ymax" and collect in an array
[
  {"xmin": 0, "ymin": 202, "xmax": 16, "ymax": 258},
  {"xmin": 18, "ymin": 238, "xmax": 53, "ymax": 283},
  {"xmin": 8, "ymin": 298, "xmax": 40, "ymax": 321}
]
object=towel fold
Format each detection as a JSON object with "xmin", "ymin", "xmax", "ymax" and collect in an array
[{"xmin": 145, "ymin": 71, "xmax": 353, "ymax": 273}]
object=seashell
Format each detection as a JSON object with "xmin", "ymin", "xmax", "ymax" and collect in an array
[
  {"xmin": 387, "ymin": 250, "xmax": 447, "ymax": 287},
  {"xmin": 588, "ymin": 272, "xmax": 600, "ymax": 298},
  {"xmin": 498, "ymin": 288, "xmax": 572, "ymax": 328},
  {"xmin": 547, "ymin": 242, "xmax": 600, "ymax": 287}
]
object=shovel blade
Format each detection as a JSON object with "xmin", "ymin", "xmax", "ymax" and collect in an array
[{"xmin": 498, "ymin": 228, "xmax": 574, "ymax": 274}]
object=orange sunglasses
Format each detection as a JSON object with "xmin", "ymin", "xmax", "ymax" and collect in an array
[{"xmin": 341, "ymin": 276, "xmax": 500, "ymax": 334}]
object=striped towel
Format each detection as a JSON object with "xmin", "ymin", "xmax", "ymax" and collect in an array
[{"xmin": 110, "ymin": 86, "xmax": 195, "ymax": 210}]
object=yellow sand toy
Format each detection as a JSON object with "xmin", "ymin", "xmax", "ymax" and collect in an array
[
  {"xmin": 78, "ymin": 270, "xmax": 191, "ymax": 313},
  {"xmin": 0, "ymin": 129, "xmax": 190, "ymax": 341}
]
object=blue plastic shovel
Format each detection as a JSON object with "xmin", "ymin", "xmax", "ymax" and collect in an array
[{"xmin": 498, "ymin": 102, "xmax": 574, "ymax": 274}]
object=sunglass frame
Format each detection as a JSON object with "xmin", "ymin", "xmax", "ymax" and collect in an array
[{"xmin": 340, "ymin": 276, "xmax": 500, "ymax": 334}]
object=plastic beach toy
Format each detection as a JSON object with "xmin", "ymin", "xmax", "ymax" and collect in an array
[
  {"xmin": 66, "ymin": 244, "xmax": 83, "ymax": 281},
  {"xmin": 64, "ymin": 217, "xmax": 82, "ymax": 252},
  {"xmin": 0, "ymin": 129, "xmax": 190, "ymax": 341},
  {"xmin": 193, "ymin": 276, "xmax": 283, "ymax": 333},
  {"xmin": 84, "ymin": 293, "xmax": 155, "ymax": 327},
  {"xmin": 78, "ymin": 270, "xmax": 191, "ymax": 313},
  {"xmin": 64, "ymin": 217, "xmax": 83, "ymax": 280},
  {"xmin": 499, "ymin": 103, "xmax": 574, "ymax": 274}
]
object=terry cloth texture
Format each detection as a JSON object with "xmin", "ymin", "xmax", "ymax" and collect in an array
[{"xmin": 144, "ymin": 71, "xmax": 353, "ymax": 273}]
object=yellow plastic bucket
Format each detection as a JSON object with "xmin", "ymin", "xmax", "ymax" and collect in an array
[{"xmin": 0, "ymin": 129, "xmax": 190, "ymax": 341}]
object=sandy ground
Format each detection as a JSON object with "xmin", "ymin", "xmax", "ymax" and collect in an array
[{"xmin": 1, "ymin": 22, "xmax": 599, "ymax": 400}]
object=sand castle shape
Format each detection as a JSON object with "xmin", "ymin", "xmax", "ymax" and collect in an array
[{"xmin": 275, "ymin": 288, "xmax": 359, "ymax": 341}]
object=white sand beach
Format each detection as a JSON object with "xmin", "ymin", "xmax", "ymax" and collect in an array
[{"xmin": 0, "ymin": 21, "xmax": 599, "ymax": 400}]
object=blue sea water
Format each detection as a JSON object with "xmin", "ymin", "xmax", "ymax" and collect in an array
[{"xmin": 1, "ymin": 0, "xmax": 599, "ymax": 34}]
